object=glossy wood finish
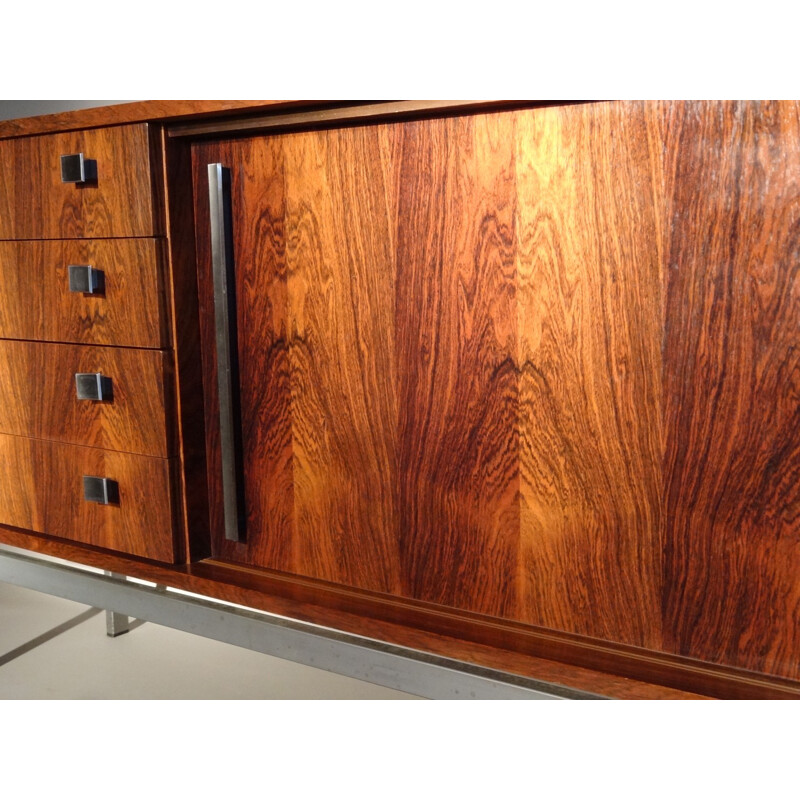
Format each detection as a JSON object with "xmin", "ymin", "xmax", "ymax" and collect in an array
[
  {"xmin": 0, "ymin": 101, "xmax": 316, "ymax": 139},
  {"xmin": 3, "ymin": 99, "xmax": 799, "ymax": 699},
  {"xmin": 0, "ymin": 123, "xmax": 162, "ymax": 239},
  {"xmin": 0, "ymin": 340, "xmax": 174, "ymax": 457},
  {"xmin": 191, "ymin": 100, "xmax": 800, "ymax": 686},
  {"xmin": 0, "ymin": 239, "xmax": 168, "ymax": 347},
  {"xmin": 395, "ymin": 114, "xmax": 519, "ymax": 619},
  {"xmin": 662, "ymin": 101, "xmax": 800, "ymax": 679},
  {"xmin": 0, "ymin": 434, "xmax": 178, "ymax": 562},
  {"xmin": 192, "ymin": 104, "xmax": 665, "ymax": 643},
  {"xmin": 515, "ymin": 103, "xmax": 663, "ymax": 646}
]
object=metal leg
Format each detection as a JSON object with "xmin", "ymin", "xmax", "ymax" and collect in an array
[
  {"xmin": 0, "ymin": 549, "xmax": 605, "ymax": 699},
  {"xmin": 103, "ymin": 571, "xmax": 129, "ymax": 637}
]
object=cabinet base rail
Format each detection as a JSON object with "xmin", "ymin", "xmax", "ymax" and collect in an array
[{"xmin": 0, "ymin": 548, "xmax": 603, "ymax": 700}]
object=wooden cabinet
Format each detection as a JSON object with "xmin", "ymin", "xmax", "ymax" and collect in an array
[
  {"xmin": 0, "ymin": 119, "xmax": 180, "ymax": 563},
  {"xmin": 1, "ymin": 100, "xmax": 798, "ymax": 698}
]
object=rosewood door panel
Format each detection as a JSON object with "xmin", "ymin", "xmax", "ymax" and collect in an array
[
  {"xmin": 191, "ymin": 105, "xmax": 665, "ymax": 645},
  {"xmin": 662, "ymin": 101, "xmax": 800, "ymax": 679}
]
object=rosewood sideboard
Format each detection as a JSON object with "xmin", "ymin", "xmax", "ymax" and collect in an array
[{"xmin": 1, "ymin": 100, "xmax": 798, "ymax": 699}]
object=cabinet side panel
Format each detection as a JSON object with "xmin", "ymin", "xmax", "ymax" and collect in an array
[
  {"xmin": 663, "ymin": 101, "xmax": 800, "ymax": 678},
  {"xmin": 516, "ymin": 102, "xmax": 664, "ymax": 646}
]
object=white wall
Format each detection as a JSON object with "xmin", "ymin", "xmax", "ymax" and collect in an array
[{"xmin": 0, "ymin": 101, "xmax": 131, "ymax": 122}]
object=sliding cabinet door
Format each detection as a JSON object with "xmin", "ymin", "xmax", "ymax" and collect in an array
[{"xmin": 191, "ymin": 103, "xmax": 666, "ymax": 648}]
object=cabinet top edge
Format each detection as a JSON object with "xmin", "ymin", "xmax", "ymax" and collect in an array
[
  {"xmin": 0, "ymin": 100, "xmax": 320, "ymax": 140},
  {"xmin": 0, "ymin": 100, "xmax": 598, "ymax": 140}
]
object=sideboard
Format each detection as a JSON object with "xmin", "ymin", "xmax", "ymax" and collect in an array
[{"xmin": 1, "ymin": 100, "xmax": 798, "ymax": 699}]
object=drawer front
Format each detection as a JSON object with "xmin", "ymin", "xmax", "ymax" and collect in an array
[
  {"xmin": 0, "ymin": 433, "xmax": 177, "ymax": 562},
  {"xmin": 0, "ymin": 123, "xmax": 162, "ymax": 238},
  {"xmin": 0, "ymin": 239, "xmax": 168, "ymax": 348},
  {"xmin": 0, "ymin": 341, "xmax": 174, "ymax": 457}
]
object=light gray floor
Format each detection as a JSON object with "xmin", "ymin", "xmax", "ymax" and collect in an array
[{"xmin": 0, "ymin": 581, "xmax": 418, "ymax": 699}]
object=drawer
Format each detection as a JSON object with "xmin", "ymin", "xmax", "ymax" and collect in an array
[
  {"xmin": 0, "ymin": 341, "xmax": 175, "ymax": 458},
  {"xmin": 0, "ymin": 123, "xmax": 162, "ymax": 238},
  {"xmin": 0, "ymin": 433, "xmax": 178, "ymax": 562},
  {"xmin": 0, "ymin": 239, "xmax": 168, "ymax": 348}
]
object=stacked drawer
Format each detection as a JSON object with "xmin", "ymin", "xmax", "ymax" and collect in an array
[{"xmin": 0, "ymin": 124, "xmax": 179, "ymax": 562}]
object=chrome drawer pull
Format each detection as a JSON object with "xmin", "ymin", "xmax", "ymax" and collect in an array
[
  {"xmin": 60, "ymin": 153, "xmax": 97, "ymax": 184},
  {"xmin": 208, "ymin": 162, "xmax": 245, "ymax": 542},
  {"xmin": 82, "ymin": 476, "xmax": 119, "ymax": 505},
  {"xmin": 75, "ymin": 373, "xmax": 113, "ymax": 402},
  {"xmin": 68, "ymin": 264, "xmax": 104, "ymax": 294}
]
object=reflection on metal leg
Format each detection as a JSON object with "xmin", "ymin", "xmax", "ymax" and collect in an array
[{"xmin": 104, "ymin": 571, "xmax": 129, "ymax": 637}]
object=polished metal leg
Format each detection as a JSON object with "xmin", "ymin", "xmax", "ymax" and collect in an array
[{"xmin": 103, "ymin": 571, "xmax": 129, "ymax": 637}]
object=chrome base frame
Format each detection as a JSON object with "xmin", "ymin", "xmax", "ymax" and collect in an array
[{"xmin": 0, "ymin": 547, "xmax": 604, "ymax": 700}]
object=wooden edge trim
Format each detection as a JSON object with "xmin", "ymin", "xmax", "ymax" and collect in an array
[
  {"xmin": 158, "ymin": 128, "xmax": 211, "ymax": 562},
  {"xmin": 0, "ymin": 526, "xmax": 796, "ymax": 699},
  {"xmin": 0, "ymin": 101, "xmax": 321, "ymax": 140},
  {"xmin": 166, "ymin": 100, "xmax": 560, "ymax": 139}
]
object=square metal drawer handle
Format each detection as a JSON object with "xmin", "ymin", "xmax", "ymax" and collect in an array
[
  {"xmin": 68, "ymin": 264, "xmax": 105, "ymax": 294},
  {"xmin": 82, "ymin": 476, "xmax": 119, "ymax": 505},
  {"xmin": 60, "ymin": 153, "xmax": 97, "ymax": 184},
  {"xmin": 75, "ymin": 373, "xmax": 113, "ymax": 402}
]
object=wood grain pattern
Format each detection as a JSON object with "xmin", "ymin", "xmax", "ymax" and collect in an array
[
  {"xmin": 192, "ymin": 106, "xmax": 665, "ymax": 638},
  {"xmin": 395, "ymin": 114, "xmax": 520, "ymax": 617},
  {"xmin": 0, "ymin": 123, "xmax": 162, "ymax": 238},
  {"xmin": 179, "ymin": 101, "xmax": 800, "ymax": 687},
  {"xmin": 0, "ymin": 239, "xmax": 168, "ymax": 348},
  {"xmin": 0, "ymin": 340, "xmax": 174, "ymax": 457},
  {"xmin": 662, "ymin": 101, "xmax": 800, "ymax": 679},
  {"xmin": 0, "ymin": 434, "xmax": 177, "ymax": 561},
  {"xmin": 515, "ymin": 102, "xmax": 663, "ymax": 646},
  {"xmin": 285, "ymin": 126, "xmax": 401, "ymax": 592},
  {"xmin": 193, "ymin": 129, "xmax": 401, "ymax": 589}
]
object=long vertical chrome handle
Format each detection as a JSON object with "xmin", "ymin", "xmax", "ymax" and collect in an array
[{"xmin": 208, "ymin": 163, "xmax": 245, "ymax": 542}]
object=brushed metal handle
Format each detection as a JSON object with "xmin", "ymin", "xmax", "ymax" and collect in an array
[
  {"xmin": 208, "ymin": 163, "xmax": 245, "ymax": 542},
  {"xmin": 68, "ymin": 264, "xmax": 104, "ymax": 294},
  {"xmin": 83, "ymin": 476, "xmax": 119, "ymax": 505},
  {"xmin": 60, "ymin": 153, "xmax": 97, "ymax": 184},
  {"xmin": 75, "ymin": 373, "xmax": 113, "ymax": 402}
]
